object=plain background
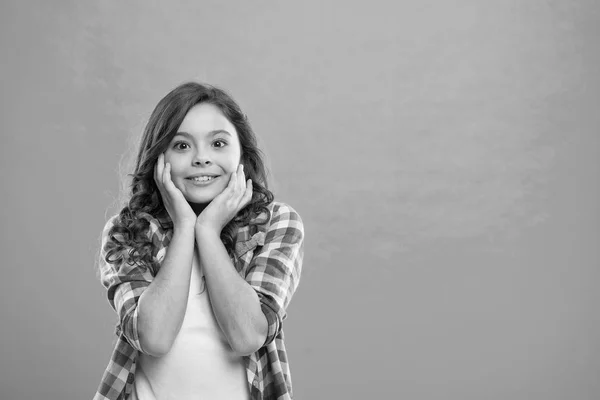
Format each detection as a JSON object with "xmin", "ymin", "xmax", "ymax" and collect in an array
[{"xmin": 1, "ymin": 1, "xmax": 599, "ymax": 399}]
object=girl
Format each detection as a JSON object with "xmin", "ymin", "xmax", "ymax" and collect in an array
[{"xmin": 94, "ymin": 82, "xmax": 304, "ymax": 400}]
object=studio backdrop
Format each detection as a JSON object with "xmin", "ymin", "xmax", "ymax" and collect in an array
[{"xmin": 1, "ymin": 1, "xmax": 599, "ymax": 399}]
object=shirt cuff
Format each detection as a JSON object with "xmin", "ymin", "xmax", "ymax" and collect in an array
[
  {"xmin": 121, "ymin": 302, "xmax": 144, "ymax": 353},
  {"xmin": 260, "ymin": 301, "xmax": 281, "ymax": 346}
]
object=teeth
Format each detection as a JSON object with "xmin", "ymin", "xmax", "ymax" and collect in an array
[{"xmin": 192, "ymin": 176, "xmax": 215, "ymax": 182}]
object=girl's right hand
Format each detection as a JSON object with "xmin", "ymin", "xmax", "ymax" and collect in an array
[{"xmin": 154, "ymin": 153, "xmax": 196, "ymax": 229}]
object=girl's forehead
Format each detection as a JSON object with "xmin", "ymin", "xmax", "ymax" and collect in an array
[{"xmin": 177, "ymin": 103, "xmax": 237, "ymax": 137}]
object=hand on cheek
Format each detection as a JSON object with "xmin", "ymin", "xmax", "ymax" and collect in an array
[
  {"xmin": 154, "ymin": 153, "xmax": 196, "ymax": 229},
  {"xmin": 195, "ymin": 164, "xmax": 253, "ymax": 234}
]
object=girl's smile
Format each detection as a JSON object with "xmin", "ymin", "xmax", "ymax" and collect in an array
[{"xmin": 185, "ymin": 174, "xmax": 221, "ymax": 186}]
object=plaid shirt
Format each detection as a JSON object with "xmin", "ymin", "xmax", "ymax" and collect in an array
[{"xmin": 94, "ymin": 201, "xmax": 304, "ymax": 400}]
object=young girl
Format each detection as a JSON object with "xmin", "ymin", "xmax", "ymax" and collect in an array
[{"xmin": 94, "ymin": 82, "xmax": 304, "ymax": 400}]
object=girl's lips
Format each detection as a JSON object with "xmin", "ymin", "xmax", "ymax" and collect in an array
[{"xmin": 186, "ymin": 176, "xmax": 219, "ymax": 186}]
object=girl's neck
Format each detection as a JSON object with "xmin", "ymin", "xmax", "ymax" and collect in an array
[{"xmin": 190, "ymin": 202, "xmax": 208, "ymax": 216}]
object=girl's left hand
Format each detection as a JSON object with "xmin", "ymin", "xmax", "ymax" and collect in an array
[{"xmin": 195, "ymin": 164, "xmax": 253, "ymax": 234}]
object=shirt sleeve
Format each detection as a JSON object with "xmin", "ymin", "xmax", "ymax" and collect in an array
[
  {"xmin": 98, "ymin": 215, "xmax": 155, "ymax": 353},
  {"xmin": 244, "ymin": 203, "xmax": 305, "ymax": 346}
]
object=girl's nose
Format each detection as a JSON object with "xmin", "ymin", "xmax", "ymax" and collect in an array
[
  {"xmin": 193, "ymin": 157, "xmax": 211, "ymax": 166},
  {"xmin": 192, "ymin": 151, "xmax": 212, "ymax": 166}
]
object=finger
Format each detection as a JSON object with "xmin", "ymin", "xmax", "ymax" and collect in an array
[
  {"xmin": 163, "ymin": 162, "xmax": 175, "ymax": 192},
  {"xmin": 237, "ymin": 164, "xmax": 245, "ymax": 197},
  {"xmin": 224, "ymin": 169, "xmax": 237, "ymax": 198},
  {"xmin": 154, "ymin": 154, "xmax": 166, "ymax": 194},
  {"xmin": 232, "ymin": 164, "xmax": 245, "ymax": 200},
  {"xmin": 154, "ymin": 154, "xmax": 164, "ymax": 184},
  {"xmin": 239, "ymin": 179, "xmax": 253, "ymax": 208},
  {"xmin": 153, "ymin": 154, "xmax": 159, "ymax": 185}
]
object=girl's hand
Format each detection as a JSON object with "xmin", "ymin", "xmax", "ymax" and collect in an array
[
  {"xmin": 154, "ymin": 153, "xmax": 196, "ymax": 229},
  {"xmin": 195, "ymin": 164, "xmax": 253, "ymax": 235}
]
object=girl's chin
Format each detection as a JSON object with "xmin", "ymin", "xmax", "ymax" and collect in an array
[
  {"xmin": 180, "ymin": 182, "xmax": 223, "ymax": 204},
  {"xmin": 184, "ymin": 195, "xmax": 216, "ymax": 205}
]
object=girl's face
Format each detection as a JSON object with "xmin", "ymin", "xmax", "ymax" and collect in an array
[{"xmin": 163, "ymin": 102, "xmax": 242, "ymax": 206}]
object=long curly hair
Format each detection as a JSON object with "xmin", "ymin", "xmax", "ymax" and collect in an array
[{"xmin": 105, "ymin": 82, "xmax": 274, "ymax": 274}]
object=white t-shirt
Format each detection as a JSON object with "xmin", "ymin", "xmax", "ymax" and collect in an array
[{"xmin": 130, "ymin": 251, "xmax": 251, "ymax": 400}]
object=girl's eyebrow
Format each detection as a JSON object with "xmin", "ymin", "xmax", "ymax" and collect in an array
[{"xmin": 174, "ymin": 130, "xmax": 232, "ymax": 139}]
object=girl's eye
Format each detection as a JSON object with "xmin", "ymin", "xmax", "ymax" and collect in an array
[
  {"xmin": 173, "ymin": 142, "xmax": 190, "ymax": 150},
  {"xmin": 213, "ymin": 139, "xmax": 227, "ymax": 148}
]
